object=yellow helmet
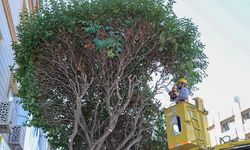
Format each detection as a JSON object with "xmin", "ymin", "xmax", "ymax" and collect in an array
[{"xmin": 177, "ymin": 78, "xmax": 187, "ymax": 84}]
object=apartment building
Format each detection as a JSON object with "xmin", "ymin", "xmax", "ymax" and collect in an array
[
  {"xmin": 0, "ymin": 0, "xmax": 48, "ymax": 149},
  {"xmin": 208, "ymin": 97, "xmax": 250, "ymax": 146}
]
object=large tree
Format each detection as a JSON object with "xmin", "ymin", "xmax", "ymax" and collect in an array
[{"xmin": 13, "ymin": 0, "xmax": 207, "ymax": 149}]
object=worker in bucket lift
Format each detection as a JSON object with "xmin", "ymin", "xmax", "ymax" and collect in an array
[{"xmin": 168, "ymin": 78, "xmax": 189, "ymax": 102}]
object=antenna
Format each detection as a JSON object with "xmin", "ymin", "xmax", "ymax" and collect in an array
[{"xmin": 234, "ymin": 96, "xmax": 240, "ymax": 103}]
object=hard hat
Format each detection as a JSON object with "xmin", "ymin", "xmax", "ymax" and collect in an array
[{"xmin": 177, "ymin": 78, "xmax": 187, "ymax": 84}]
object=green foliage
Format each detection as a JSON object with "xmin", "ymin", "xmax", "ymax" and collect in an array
[
  {"xmin": 13, "ymin": 0, "xmax": 208, "ymax": 149},
  {"xmin": 84, "ymin": 24, "xmax": 102, "ymax": 34},
  {"xmin": 137, "ymin": 102, "xmax": 168, "ymax": 150}
]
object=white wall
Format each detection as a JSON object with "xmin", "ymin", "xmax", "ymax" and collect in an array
[
  {"xmin": 208, "ymin": 99, "xmax": 250, "ymax": 147},
  {"xmin": 0, "ymin": 0, "xmax": 14, "ymax": 101},
  {"xmin": 244, "ymin": 119, "xmax": 250, "ymax": 134},
  {"xmin": 0, "ymin": 1, "xmax": 18, "ymax": 149},
  {"xmin": 8, "ymin": 0, "xmax": 23, "ymax": 29}
]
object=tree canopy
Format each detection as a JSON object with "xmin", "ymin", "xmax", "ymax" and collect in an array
[{"xmin": 13, "ymin": 0, "xmax": 208, "ymax": 149}]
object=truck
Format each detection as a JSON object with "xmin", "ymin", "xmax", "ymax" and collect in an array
[{"xmin": 164, "ymin": 97, "xmax": 250, "ymax": 150}]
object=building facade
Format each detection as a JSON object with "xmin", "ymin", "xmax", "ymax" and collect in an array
[
  {"xmin": 0, "ymin": 0, "xmax": 48, "ymax": 150},
  {"xmin": 208, "ymin": 97, "xmax": 250, "ymax": 147}
]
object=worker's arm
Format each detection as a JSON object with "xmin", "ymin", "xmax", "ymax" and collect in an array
[
  {"xmin": 178, "ymin": 87, "xmax": 189, "ymax": 100},
  {"xmin": 169, "ymin": 86, "xmax": 178, "ymax": 102},
  {"xmin": 169, "ymin": 91, "xmax": 177, "ymax": 102}
]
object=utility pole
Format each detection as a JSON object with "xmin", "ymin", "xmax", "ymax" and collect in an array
[{"xmin": 234, "ymin": 96, "xmax": 246, "ymax": 135}]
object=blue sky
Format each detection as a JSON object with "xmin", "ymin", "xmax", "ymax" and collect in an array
[{"xmin": 160, "ymin": 0, "xmax": 250, "ymax": 123}]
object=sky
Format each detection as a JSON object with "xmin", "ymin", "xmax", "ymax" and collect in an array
[{"xmin": 160, "ymin": 0, "xmax": 250, "ymax": 125}]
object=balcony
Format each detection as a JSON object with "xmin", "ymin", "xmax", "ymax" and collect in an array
[
  {"xmin": 8, "ymin": 125, "xmax": 25, "ymax": 150},
  {"xmin": 0, "ymin": 101, "xmax": 15, "ymax": 133}
]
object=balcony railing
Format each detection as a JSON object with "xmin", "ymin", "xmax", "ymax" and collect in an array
[
  {"xmin": 8, "ymin": 125, "xmax": 25, "ymax": 150},
  {"xmin": 0, "ymin": 101, "xmax": 15, "ymax": 133}
]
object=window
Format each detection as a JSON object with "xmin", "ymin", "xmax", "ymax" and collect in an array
[
  {"xmin": 242, "ymin": 111, "xmax": 250, "ymax": 120},
  {"xmin": 221, "ymin": 123, "xmax": 229, "ymax": 132},
  {"xmin": 170, "ymin": 116, "xmax": 182, "ymax": 135},
  {"xmin": 220, "ymin": 116, "xmax": 235, "ymax": 133},
  {"xmin": 246, "ymin": 133, "xmax": 250, "ymax": 139},
  {"xmin": 241, "ymin": 108, "xmax": 250, "ymax": 124}
]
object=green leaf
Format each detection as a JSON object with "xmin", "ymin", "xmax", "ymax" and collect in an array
[{"xmin": 107, "ymin": 49, "xmax": 116, "ymax": 58}]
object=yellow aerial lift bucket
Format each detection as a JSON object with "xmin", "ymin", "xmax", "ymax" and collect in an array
[{"xmin": 165, "ymin": 97, "xmax": 211, "ymax": 150}]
